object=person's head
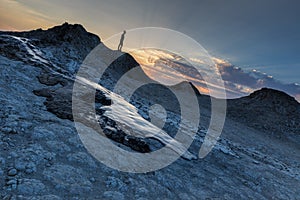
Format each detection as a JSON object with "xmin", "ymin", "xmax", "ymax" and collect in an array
[{"xmin": 123, "ymin": 30, "xmax": 126, "ymax": 34}]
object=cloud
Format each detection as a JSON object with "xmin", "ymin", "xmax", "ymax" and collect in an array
[
  {"xmin": 0, "ymin": 0, "xmax": 57, "ymax": 30},
  {"xmin": 214, "ymin": 58, "xmax": 300, "ymax": 101},
  {"xmin": 131, "ymin": 49, "xmax": 300, "ymax": 102},
  {"xmin": 189, "ymin": 57, "xmax": 206, "ymax": 65},
  {"xmin": 136, "ymin": 49, "xmax": 300, "ymax": 101}
]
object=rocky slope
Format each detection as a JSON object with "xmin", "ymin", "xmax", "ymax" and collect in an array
[
  {"xmin": 228, "ymin": 88, "xmax": 300, "ymax": 135},
  {"xmin": 0, "ymin": 23, "xmax": 299, "ymax": 199}
]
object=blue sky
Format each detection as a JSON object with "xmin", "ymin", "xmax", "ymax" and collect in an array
[{"xmin": 1, "ymin": 0, "xmax": 299, "ymax": 99}]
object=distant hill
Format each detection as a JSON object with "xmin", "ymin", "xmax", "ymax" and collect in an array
[{"xmin": 227, "ymin": 88, "xmax": 300, "ymax": 135}]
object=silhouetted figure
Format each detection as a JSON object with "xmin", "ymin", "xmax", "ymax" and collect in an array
[{"xmin": 118, "ymin": 30, "xmax": 126, "ymax": 51}]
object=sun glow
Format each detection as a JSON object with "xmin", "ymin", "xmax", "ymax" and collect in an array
[
  {"xmin": 0, "ymin": 0, "xmax": 56, "ymax": 31},
  {"xmin": 130, "ymin": 48, "xmax": 224, "ymax": 96}
]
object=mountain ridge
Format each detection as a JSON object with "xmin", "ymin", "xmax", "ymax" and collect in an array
[
  {"xmin": 1, "ymin": 23, "xmax": 298, "ymax": 137},
  {"xmin": 2, "ymin": 22, "xmax": 298, "ymax": 104}
]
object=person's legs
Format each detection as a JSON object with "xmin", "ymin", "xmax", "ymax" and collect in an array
[{"xmin": 118, "ymin": 42, "xmax": 123, "ymax": 51}]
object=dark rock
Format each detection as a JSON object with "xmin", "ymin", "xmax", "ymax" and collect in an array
[
  {"xmin": 95, "ymin": 89, "xmax": 112, "ymax": 105},
  {"xmin": 99, "ymin": 53, "xmax": 140, "ymax": 91},
  {"xmin": 2, "ymin": 22, "xmax": 100, "ymax": 60},
  {"xmin": 37, "ymin": 74, "xmax": 63, "ymax": 86},
  {"xmin": 123, "ymin": 135, "xmax": 151, "ymax": 153},
  {"xmin": 228, "ymin": 88, "xmax": 300, "ymax": 135},
  {"xmin": 33, "ymin": 88, "xmax": 53, "ymax": 99}
]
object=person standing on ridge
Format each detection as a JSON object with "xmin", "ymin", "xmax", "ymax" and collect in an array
[{"xmin": 118, "ymin": 30, "xmax": 126, "ymax": 51}]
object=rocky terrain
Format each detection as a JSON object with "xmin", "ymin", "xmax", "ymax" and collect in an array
[
  {"xmin": 0, "ymin": 23, "xmax": 299, "ymax": 199},
  {"xmin": 228, "ymin": 88, "xmax": 300, "ymax": 135}
]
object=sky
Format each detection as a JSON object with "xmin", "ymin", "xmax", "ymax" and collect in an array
[{"xmin": 1, "ymin": 0, "xmax": 299, "ymax": 100}]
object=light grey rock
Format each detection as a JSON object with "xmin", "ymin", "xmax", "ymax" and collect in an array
[
  {"xmin": 7, "ymin": 168, "xmax": 17, "ymax": 176},
  {"xmin": 135, "ymin": 187, "xmax": 149, "ymax": 199},
  {"xmin": 2, "ymin": 194, "xmax": 16, "ymax": 200},
  {"xmin": 17, "ymin": 179, "xmax": 45, "ymax": 195},
  {"xmin": 66, "ymin": 152, "xmax": 97, "ymax": 168},
  {"xmin": 8, "ymin": 151, "xmax": 18, "ymax": 158},
  {"xmin": 30, "ymin": 195, "xmax": 62, "ymax": 200},
  {"xmin": 15, "ymin": 160, "xmax": 36, "ymax": 174},
  {"xmin": 43, "ymin": 164, "xmax": 91, "ymax": 194},
  {"xmin": 67, "ymin": 136, "xmax": 84, "ymax": 148},
  {"xmin": 0, "ymin": 157, "xmax": 5, "ymax": 165},
  {"xmin": 24, "ymin": 162, "xmax": 37, "ymax": 174},
  {"xmin": 46, "ymin": 141, "xmax": 71, "ymax": 154},
  {"xmin": 178, "ymin": 193, "xmax": 196, "ymax": 200},
  {"xmin": 6, "ymin": 179, "xmax": 17, "ymax": 186},
  {"xmin": 32, "ymin": 127, "xmax": 56, "ymax": 140},
  {"xmin": 103, "ymin": 191, "xmax": 125, "ymax": 200},
  {"xmin": 135, "ymin": 187, "xmax": 149, "ymax": 195},
  {"xmin": 105, "ymin": 176, "xmax": 128, "ymax": 192},
  {"xmin": 14, "ymin": 144, "xmax": 49, "ymax": 174},
  {"xmin": 69, "ymin": 184, "xmax": 92, "ymax": 195},
  {"xmin": 14, "ymin": 159, "xmax": 27, "ymax": 171}
]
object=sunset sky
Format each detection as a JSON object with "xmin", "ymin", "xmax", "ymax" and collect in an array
[{"xmin": 1, "ymin": 0, "xmax": 299, "ymax": 100}]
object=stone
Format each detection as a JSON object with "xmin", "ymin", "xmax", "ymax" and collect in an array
[
  {"xmin": 7, "ymin": 168, "xmax": 17, "ymax": 176},
  {"xmin": 6, "ymin": 179, "xmax": 17, "ymax": 185},
  {"xmin": 103, "ymin": 191, "xmax": 125, "ymax": 200},
  {"xmin": 66, "ymin": 152, "xmax": 97, "ymax": 168},
  {"xmin": 46, "ymin": 141, "xmax": 71, "ymax": 154},
  {"xmin": 17, "ymin": 179, "xmax": 45, "ymax": 195},
  {"xmin": 43, "ymin": 164, "xmax": 92, "ymax": 193}
]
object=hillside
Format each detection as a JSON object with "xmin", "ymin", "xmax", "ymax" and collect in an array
[
  {"xmin": 228, "ymin": 88, "xmax": 300, "ymax": 135},
  {"xmin": 0, "ymin": 23, "xmax": 299, "ymax": 199}
]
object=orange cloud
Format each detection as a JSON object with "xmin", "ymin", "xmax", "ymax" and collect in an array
[
  {"xmin": 0, "ymin": 0, "xmax": 56, "ymax": 31},
  {"xmin": 212, "ymin": 57, "xmax": 232, "ymax": 67},
  {"xmin": 189, "ymin": 57, "xmax": 206, "ymax": 64}
]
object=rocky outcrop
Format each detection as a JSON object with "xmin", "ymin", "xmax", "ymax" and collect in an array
[
  {"xmin": 1, "ymin": 22, "xmax": 101, "ymax": 75},
  {"xmin": 3, "ymin": 22, "xmax": 100, "ymax": 60},
  {"xmin": 228, "ymin": 88, "xmax": 300, "ymax": 135}
]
